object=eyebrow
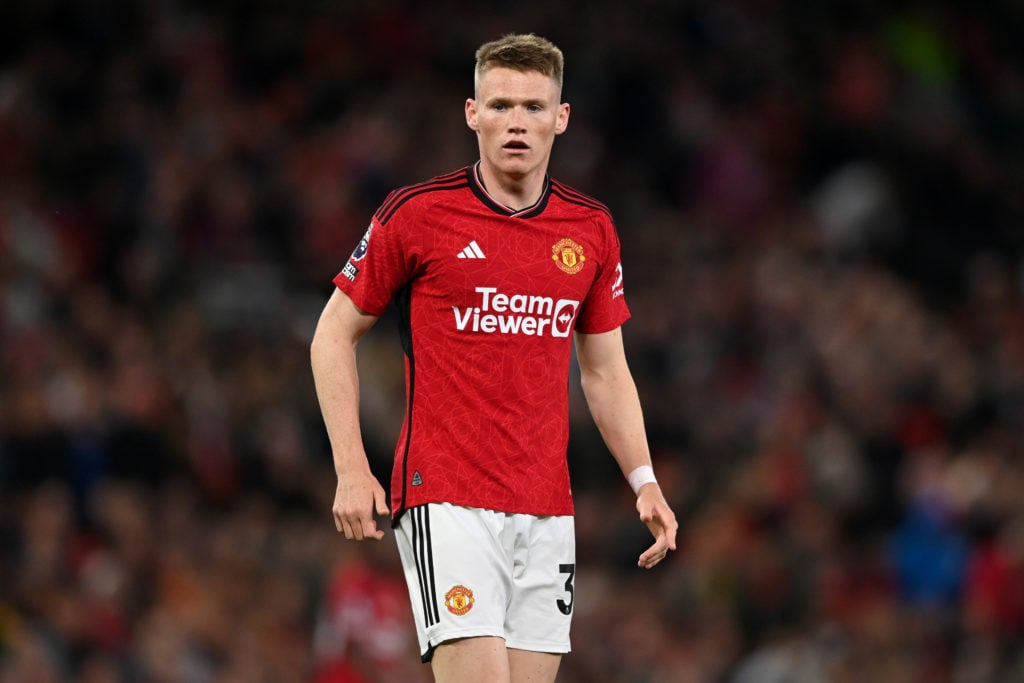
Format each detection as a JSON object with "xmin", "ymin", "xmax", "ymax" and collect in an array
[{"xmin": 487, "ymin": 97, "xmax": 547, "ymax": 107}]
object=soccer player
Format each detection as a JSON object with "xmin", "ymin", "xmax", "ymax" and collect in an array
[{"xmin": 310, "ymin": 33, "xmax": 678, "ymax": 683}]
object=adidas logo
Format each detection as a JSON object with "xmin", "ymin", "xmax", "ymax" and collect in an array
[{"xmin": 457, "ymin": 240, "xmax": 486, "ymax": 259}]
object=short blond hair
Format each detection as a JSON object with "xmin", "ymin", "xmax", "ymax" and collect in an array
[{"xmin": 474, "ymin": 33, "xmax": 564, "ymax": 95}]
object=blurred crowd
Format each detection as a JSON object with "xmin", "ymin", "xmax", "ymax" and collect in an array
[{"xmin": 2, "ymin": 0, "xmax": 1024, "ymax": 681}]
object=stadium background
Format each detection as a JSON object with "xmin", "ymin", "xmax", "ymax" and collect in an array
[{"xmin": 2, "ymin": 1, "xmax": 1023, "ymax": 681}]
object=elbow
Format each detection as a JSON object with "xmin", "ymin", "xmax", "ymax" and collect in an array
[
  {"xmin": 309, "ymin": 326, "xmax": 326, "ymax": 369},
  {"xmin": 578, "ymin": 367, "xmax": 602, "ymax": 402},
  {"xmin": 310, "ymin": 313, "xmax": 360, "ymax": 371},
  {"xmin": 578, "ymin": 368, "xmax": 593, "ymax": 392},
  {"xmin": 309, "ymin": 318, "xmax": 337, "ymax": 369}
]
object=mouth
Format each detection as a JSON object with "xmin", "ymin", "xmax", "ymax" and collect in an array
[{"xmin": 503, "ymin": 140, "xmax": 530, "ymax": 154}]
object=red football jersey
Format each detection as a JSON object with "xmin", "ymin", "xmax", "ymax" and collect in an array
[{"xmin": 334, "ymin": 164, "xmax": 630, "ymax": 519}]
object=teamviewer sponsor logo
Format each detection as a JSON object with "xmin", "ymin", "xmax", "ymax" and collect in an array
[
  {"xmin": 452, "ymin": 287, "xmax": 580, "ymax": 337},
  {"xmin": 551, "ymin": 299, "xmax": 578, "ymax": 337}
]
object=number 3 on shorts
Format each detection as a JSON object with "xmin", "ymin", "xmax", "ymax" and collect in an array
[{"xmin": 556, "ymin": 563, "xmax": 575, "ymax": 615}]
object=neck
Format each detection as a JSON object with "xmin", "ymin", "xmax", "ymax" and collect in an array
[{"xmin": 476, "ymin": 161, "xmax": 546, "ymax": 211}]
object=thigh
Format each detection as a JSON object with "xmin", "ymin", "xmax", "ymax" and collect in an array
[
  {"xmin": 508, "ymin": 647, "xmax": 562, "ymax": 683},
  {"xmin": 430, "ymin": 637, "xmax": 562, "ymax": 683},
  {"xmin": 394, "ymin": 504, "xmax": 510, "ymax": 661},
  {"xmin": 431, "ymin": 636, "xmax": 510, "ymax": 683}
]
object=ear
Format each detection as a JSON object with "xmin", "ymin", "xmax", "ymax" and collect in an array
[
  {"xmin": 465, "ymin": 98, "xmax": 479, "ymax": 132},
  {"xmin": 554, "ymin": 102, "xmax": 570, "ymax": 135}
]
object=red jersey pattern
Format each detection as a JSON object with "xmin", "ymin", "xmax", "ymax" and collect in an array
[{"xmin": 334, "ymin": 164, "xmax": 630, "ymax": 519}]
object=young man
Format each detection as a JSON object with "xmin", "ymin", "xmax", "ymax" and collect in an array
[{"xmin": 311, "ymin": 33, "xmax": 678, "ymax": 683}]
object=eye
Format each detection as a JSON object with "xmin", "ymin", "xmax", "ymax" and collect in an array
[
  {"xmin": 492, "ymin": 103, "xmax": 507, "ymax": 112},
  {"xmin": 528, "ymin": 104, "xmax": 543, "ymax": 113}
]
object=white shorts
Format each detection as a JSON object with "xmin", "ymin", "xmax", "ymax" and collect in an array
[{"xmin": 394, "ymin": 503, "xmax": 575, "ymax": 662}]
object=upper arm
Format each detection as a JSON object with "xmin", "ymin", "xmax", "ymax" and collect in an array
[
  {"xmin": 313, "ymin": 288, "xmax": 380, "ymax": 350},
  {"xmin": 574, "ymin": 327, "xmax": 629, "ymax": 380}
]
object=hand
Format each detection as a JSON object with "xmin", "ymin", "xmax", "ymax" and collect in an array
[
  {"xmin": 635, "ymin": 483, "xmax": 678, "ymax": 569},
  {"xmin": 332, "ymin": 470, "xmax": 390, "ymax": 540}
]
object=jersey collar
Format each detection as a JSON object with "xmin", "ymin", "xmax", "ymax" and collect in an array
[{"xmin": 468, "ymin": 162, "xmax": 551, "ymax": 219}]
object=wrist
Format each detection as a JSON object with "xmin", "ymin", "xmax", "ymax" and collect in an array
[{"xmin": 627, "ymin": 465, "xmax": 657, "ymax": 495}]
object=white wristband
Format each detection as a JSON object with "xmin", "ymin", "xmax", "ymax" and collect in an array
[{"xmin": 627, "ymin": 465, "xmax": 657, "ymax": 495}]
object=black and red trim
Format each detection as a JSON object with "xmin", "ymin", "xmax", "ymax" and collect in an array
[
  {"xmin": 550, "ymin": 178, "xmax": 613, "ymax": 219},
  {"xmin": 375, "ymin": 169, "xmax": 470, "ymax": 225}
]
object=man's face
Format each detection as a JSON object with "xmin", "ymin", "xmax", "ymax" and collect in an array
[{"xmin": 466, "ymin": 66, "xmax": 570, "ymax": 182}]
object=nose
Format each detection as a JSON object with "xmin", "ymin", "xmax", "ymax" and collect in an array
[{"xmin": 508, "ymin": 106, "xmax": 527, "ymax": 132}]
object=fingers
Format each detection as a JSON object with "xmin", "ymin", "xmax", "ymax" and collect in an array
[
  {"xmin": 333, "ymin": 477, "xmax": 389, "ymax": 541},
  {"xmin": 638, "ymin": 537, "xmax": 670, "ymax": 569},
  {"xmin": 661, "ymin": 509, "xmax": 678, "ymax": 551},
  {"xmin": 638, "ymin": 517, "xmax": 676, "ymax": 568},
  {"xmin": 374, "ymin": 488, "xmax": 391, "ymax": 518},
  {"xmin": 333, "ymin": 508, "xmax": 354, "ymax": 538},
  {"xmin": 333, "ymin": 498, "xmax": 388, "ymax": 541},
  {"xmin": 359, "ymin": 516, "xmax": 384, "ymax": 541},
  {"xmin": 334, "ymin": 507, "xmax": 384, "ymax": 540},
  {"xmin": 637, "ymin": 500, "xmax": 679, "ymax": 569}
]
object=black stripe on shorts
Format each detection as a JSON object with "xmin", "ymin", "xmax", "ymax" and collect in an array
[{"xmin": 411, "ymin": 506, "xmax": 440, "ymax": 627}]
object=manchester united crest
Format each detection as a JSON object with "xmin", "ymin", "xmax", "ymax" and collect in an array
[
  {"xmin": 445, "ymin": 585, "xmax": 475, "ymax": 615},
  {"xmin": 551, "ymin": 238, "xmax": 586, "ymax": 275}
]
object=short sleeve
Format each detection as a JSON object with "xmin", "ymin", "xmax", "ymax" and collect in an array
[
  {"xmin": 332, "ymin": 211, "xmax": 417, "ymax": 316},
  {"xmin": 574, "ymin": 215, "xmax": 631, "ymax": 334}
]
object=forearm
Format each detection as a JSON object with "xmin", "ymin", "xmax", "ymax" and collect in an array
[
  {"xmin": 576, "ymin": 326, "xmax": 676, "ymax": 565},
  {"xmin": 311, "ymin": 339, "xmax": 367, "ymax": 475},
  {"xmin": 580, "ymin": 363, "xmax": 653, "ymax": 480},
  {"xmin": 312, "ymin": 292, "xmax": 391, "ymax": 539},
  {"xmin": 310, "ymin": 292, "xmax": 376, "ymax": 477}
]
